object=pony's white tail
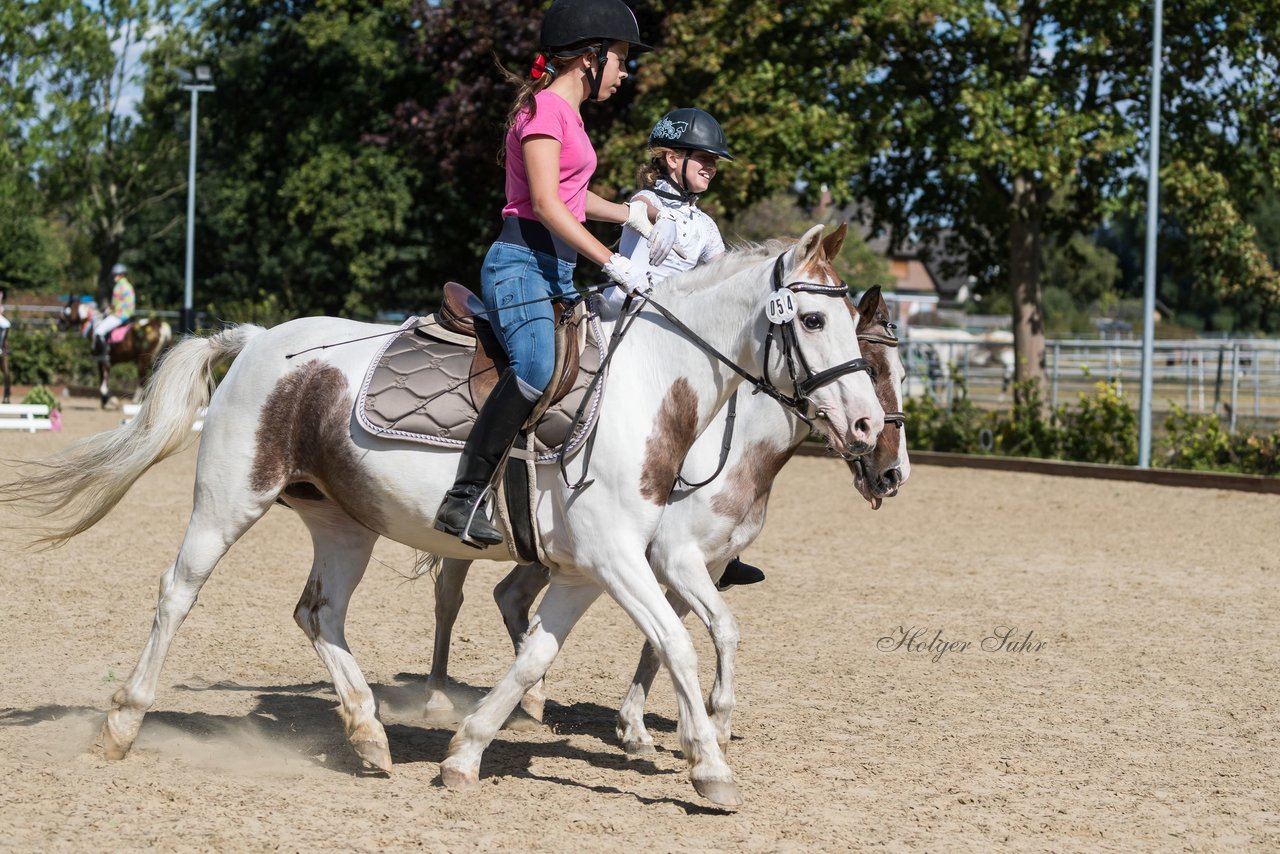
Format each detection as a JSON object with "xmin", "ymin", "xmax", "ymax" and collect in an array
[{"xmin": 0, "ymin": 325, "xmax": 264, "ymax": 547}]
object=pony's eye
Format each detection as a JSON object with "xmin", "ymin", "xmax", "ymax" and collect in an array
[{"xmin": 800, "ymin": 312, "xmax": 825, "ymax": 331}]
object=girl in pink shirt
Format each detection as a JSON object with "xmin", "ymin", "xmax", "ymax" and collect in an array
[{"xmin": 435, "ymin": 0, "xmax": 662, "ymax": 546}]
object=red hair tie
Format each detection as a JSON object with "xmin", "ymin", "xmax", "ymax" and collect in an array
[{"xmin": 530, "ymin": 54, "xmax": 548, "ymax": 79}]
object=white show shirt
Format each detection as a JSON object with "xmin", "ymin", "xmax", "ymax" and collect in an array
[{"xmin": 603, "ymin": 178, "xmax": 726, "ymax": 313}]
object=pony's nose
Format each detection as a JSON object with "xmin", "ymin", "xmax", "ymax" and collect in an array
[
  {"xmin": 878, "ymin": 467, "xmax": 902, "ymax": 495},
  {"xmin": 851, "ymin": 414, "xmax": 880, "ymax": 447}
]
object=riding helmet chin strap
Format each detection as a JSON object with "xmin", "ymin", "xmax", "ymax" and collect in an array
[
  {"xmin": 652, "ymin": 156, "xmax": 698, "ymax": 205},
  {"xmin": 584, "ymin": 43, "xmax": 611, "ymax": 101}
]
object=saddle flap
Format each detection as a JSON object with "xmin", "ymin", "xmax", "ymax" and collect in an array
[{"xmin": 356, "ymin": 300, "xmax": 606, "ymax": 464}]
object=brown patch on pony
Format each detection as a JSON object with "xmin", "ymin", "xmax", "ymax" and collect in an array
[
  {"xmin": 710, "ymin": 440, "xmax": 796, "ymax": 529},
  {"xmin": 250, "ymin": 360, "xmax": 387, "ymax": 531},
  {"xmin": 797, "ymin": 222, "xmax": 849, "ymax": 284},
  {"xmin": 854, "ymin": 288, "xmax": 902, "ymax": 470},
  {"xmin": 639, "ymin": 378, "xmax": 701, "ymax": 505}
]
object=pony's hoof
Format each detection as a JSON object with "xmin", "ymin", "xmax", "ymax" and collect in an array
[
  {"xmin": 502, "ymin": 710, "xmax": 544, "ymax": 733},
  {"xmin": 692, "ymin": 777, "xmax": 742, "ymax": 808},
  {"xmin": 423, "ymin": 706, "xmax": 459, "ymax": 726},
  {"xmin": 623, "ymin": 739, "xmax": 656, "ymax": 757},
  {"xmin": 95, "ymin": 721, "xmax": 131, "ymax": 761},
  {"xmin": 518, "ymin": 694, "xmax": 545, "ymax": 723},
  {"xmin": 352, "ymin": 739, "xmax": 392, "ymax": 774},
  {"xmin": 439, "ymin": 758, "xmax": 480, "ymax": 790}
]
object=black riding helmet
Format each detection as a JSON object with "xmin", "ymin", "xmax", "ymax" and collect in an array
[
  {"xmin": 648, "ymin": 108, "xmax": 733, "ymax": 161},
  {"xmin": 648, "ymin": 108, "xmax": 732, "ymax": 204},
  {"xmin": 540, "ymin": 0, "xmax": 651, "ymax": 101}
]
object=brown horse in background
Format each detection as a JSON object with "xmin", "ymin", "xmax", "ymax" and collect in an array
[{"xmin": 60, "ymin": 296, "xmax": 173, "ymax": 408}]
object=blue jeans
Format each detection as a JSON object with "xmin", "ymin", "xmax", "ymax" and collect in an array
[{"xmin": 480, "ymin": 241, "xmax": 576, "ymax": 394}]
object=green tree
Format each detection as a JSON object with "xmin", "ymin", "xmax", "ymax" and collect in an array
[
  {"xmin": 129, "ymin": 0, "xmax": 436, "ymax": 318},
  {"xmin": 625, "ymin": 2, "xmax": 1279, "ymax": 391},
  {"xmin": 5, "ymin": 0, "xmax": 193, "ymax": 301}
]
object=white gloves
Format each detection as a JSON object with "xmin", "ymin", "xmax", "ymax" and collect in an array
[
  {"xmin": 602, "ymin": 253, "xmax": 650, "ymax": 295},
  {"xmin": 625, "ymin": 200, "xmax": 655, "ymax": 238},
  {"xmin": 625, "ymin": 201, "xmax": 684, "ymax": 268},
  {"xmin": 647, "ymin": 209, "xmax": 680, "ymax": 267}
]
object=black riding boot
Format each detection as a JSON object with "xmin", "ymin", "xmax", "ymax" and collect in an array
[
  {"xmin": 717, "ymin": 556, "xmax": 766, "ymax": 591},
  {"xmin": 433, "ymin": 368, "xmax": 540, "ymax": 547}
]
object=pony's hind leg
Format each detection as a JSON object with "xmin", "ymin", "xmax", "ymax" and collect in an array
[
  {"xmin": 98, "ymin": 494, "xmax": 272, "ymax": 759},
  {"xmin": 441, "ymin": 576, "xmax": 600, "ymax": 790},
  {"xmin": 292, "ymin": 513, "xmax": 387, "ymax": 772},
  {"xmin": 493, "ymin": 563, "xmax": 550, "ymax": 721},
  {"xmin": 425, "ymin": 558, "xmax": 471, "ymax": 722}
]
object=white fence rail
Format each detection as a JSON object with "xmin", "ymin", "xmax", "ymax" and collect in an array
[
  {"xmin": 902, "ymin": 335, "xmax": 1280, "ymax": 431},
  {"xmin": 0, "ymin": 403, "xmax": 52, "ymax": 432}
]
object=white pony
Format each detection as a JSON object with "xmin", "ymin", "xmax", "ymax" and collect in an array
[
  {"xmin": 423, "ymin": 286, "xmax": 910, "ymax": 756},
  {"xmin": 3, "ymin": 224, "xmax": 881, "ymax": 807}
]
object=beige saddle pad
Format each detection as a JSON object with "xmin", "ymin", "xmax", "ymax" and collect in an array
[{"xmin": 355, "ymin": 299, "xmax": 607, "ymax": 463}]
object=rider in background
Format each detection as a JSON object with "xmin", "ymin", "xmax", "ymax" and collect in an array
[
  {"xmin": 0, "ymin": 286, "xmax": 10, "ymax": 337},
  {"xmin": 605, "ymin": 108, "xmax": 765, "ymax": 590},
  {"xmin": 92, "ymin": 264, "xmax": 135, "ymax": 361},
  {"xmin": 434, "ymin": 0, "xmax": 660, "ymax": 546}
]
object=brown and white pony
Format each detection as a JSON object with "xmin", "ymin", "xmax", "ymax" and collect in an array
[
  {"xmin": 60, "ymin": 296, "xmax": 173, "ymax": 408},
  {"xmin": 7, "ymin": 225, "xmax": 882, "ymax": 807}
]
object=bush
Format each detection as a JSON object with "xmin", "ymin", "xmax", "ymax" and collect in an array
[
  {"xmin": 904, "ymin": 372, "xmax": 993, "ymax": 454},
  {"xmin": 993, "ymin": 379, "xmax": 1063, "ymax": 458},
  {"xmin": 6, "ymin": 323, "xmax": 96, "ymax": 386},
  {"xmin": 908, "ymin": 375, "xmax": 1140, "ymax": 466},
  {"xmin": 1157, "ymin": 404, "xmax": 1280, "ymax": 474},
  {"xmin": 20, "ymin": 384, "xmax": 61, "ymax": 412},
  {"xmin": 1057, "ymin": 381, "xmax": 1138, "ymax": 465}
]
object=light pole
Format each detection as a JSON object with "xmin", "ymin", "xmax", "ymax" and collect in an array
[
  {"xmin": 179, "ymin": 65, "xmax": 215, "ymax": 335},
  {"xmin": 1137, "ymin": 1, "xmax": 1163, "ymax": 468}
]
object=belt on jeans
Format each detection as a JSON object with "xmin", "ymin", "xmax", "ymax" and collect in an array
[{"xmin": 498, "ymin": 217, "xmax": 578, "ymax": 264}]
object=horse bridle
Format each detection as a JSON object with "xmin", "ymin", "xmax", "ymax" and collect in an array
[
  {"xmin": 854, "ymin": 326, "xmax": 906, "ymax": 430},
  {"xmin": 642, "ymin": 251, "xmax": 876, "ymax": 430}
]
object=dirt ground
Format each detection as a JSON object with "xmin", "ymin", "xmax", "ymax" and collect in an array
[{"xmin": 1, "ymin": 401, "xmax": 1277, "ymax": 851}]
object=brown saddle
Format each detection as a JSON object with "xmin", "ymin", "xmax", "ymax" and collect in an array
[{"xmin": 432, "ymin": 281, "xmax": 583, "ymax": 412}]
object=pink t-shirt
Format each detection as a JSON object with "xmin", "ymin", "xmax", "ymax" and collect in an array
[{"xmin": 502, "ymin": 90, "xmax": 597, "ymax": 222}]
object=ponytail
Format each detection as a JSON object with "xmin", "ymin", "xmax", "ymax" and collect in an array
[
  {"xmin": 636, "ymin": 146, "xmax": 676, "ymax": 189},
  {"xmin": 494, "ymin": 52, "xmax": 579, "ymax": 166}
]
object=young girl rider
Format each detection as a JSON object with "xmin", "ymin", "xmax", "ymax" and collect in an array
[
  {"xmin": 434, "ymin": 0, "xmax": 668, "ymax": 546},
  {"xmin": 604, "ymin": 108, "xmax": 766, "ymax": 589}
]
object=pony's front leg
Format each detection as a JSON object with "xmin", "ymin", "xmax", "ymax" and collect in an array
[
  {"xmin": 425, "ymin": 558, "xmax": 472, "ymax": 723},
  {"xmin": 591, "ymin": 554, "xmax": 742, "ymax": 807},
  {"xmin": 440, "ymin": 576, "xmax": 600, "ymax": 789},
  {"xmin": 672, "ymin": 560, "xmax": 740, "ymax": 754},
  {"xmin": 292, "ymin": 520, "xmax": 387, "ymax": 772},
  {"xmin": 492, "ymin": 563, "xmax": 550, "ymax": 721}
]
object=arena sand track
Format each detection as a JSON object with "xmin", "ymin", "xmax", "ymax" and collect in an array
[{"xmin": 1, "ymin": 402, "xmax": 1277, "ymax": 851}]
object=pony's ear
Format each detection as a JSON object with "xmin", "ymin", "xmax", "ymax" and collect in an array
[
  {"xmin": 855, "ymin": 285, "xmax": 882, "ymax": 331},
  {"xmin": 820, "ymin": 221, "xmax": 848, "ymax": 261},
  {"xmin": 790, "ymin": 224, "xmax": 827, "ymax": 270}
]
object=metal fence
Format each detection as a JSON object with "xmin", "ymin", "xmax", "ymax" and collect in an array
[{"xmin": 900, "ymin": 335, "xmax": 1280, "ymax": 431}]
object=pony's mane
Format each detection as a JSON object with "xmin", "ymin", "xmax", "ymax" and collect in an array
[{"xmin": 654, "ymin": 239, "xmax": 795, "ymax": 297}]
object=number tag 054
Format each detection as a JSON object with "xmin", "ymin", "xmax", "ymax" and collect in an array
[{"xmin": 765, "ymin": 290, "xmax": 798, "ymax": 325}]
